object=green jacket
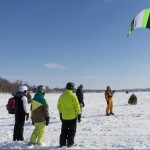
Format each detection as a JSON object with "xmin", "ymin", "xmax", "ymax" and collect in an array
[
  {"xmin": 31, "ymin": 92, "xmax": 49, "ymax": 123},
  {"xmin": 57, "ymin": 89, "xmax": 81, "ymax": 120}
]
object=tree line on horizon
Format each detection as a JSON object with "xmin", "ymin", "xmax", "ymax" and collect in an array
[
  {"xmin": 0, "ymin": 76, "xmax": 51, "ymax": 93},
  {"xmin": 0, "ymin": 76, "xmax": 103, "ymax": 93},
  {"xmin": 1, "ymin": 76, "xmax": 145, "ymax": 94}
]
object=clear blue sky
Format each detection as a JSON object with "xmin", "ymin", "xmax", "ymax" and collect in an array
[{"xmin": 0, "ymin": 0, "xmax": 150, "ymax": 90}]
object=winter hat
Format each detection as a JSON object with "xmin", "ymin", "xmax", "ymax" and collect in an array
[{"xmin": 107, "ymin": 86, "xmax": 111, "ymax": 90}]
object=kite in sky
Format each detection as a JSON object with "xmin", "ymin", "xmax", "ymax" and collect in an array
[{"xmin": 128, "ymin": 8, "xmax": 150, "ymax": 37}]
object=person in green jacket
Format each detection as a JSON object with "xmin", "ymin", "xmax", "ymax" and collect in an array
[
  {"xmin": 28, "ymin": 85, "xmax": 50, "ymax": 146},
  {"xmin": 57, "ymin": 82, "xmax": 81, "ymax": 148}
]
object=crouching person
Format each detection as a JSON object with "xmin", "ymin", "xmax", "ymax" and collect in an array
[
  {"xmin": 29, "ymin": 85, "xmax": 50, "ymax": 146},
  {"xmin": 57, "ymin": 82, "xmax": 81, "ymax": 148}
]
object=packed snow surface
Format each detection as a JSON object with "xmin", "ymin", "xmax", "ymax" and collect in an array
[{"xmin": 0, "ymin": 92, "xmax": 150, "ymax": 149}]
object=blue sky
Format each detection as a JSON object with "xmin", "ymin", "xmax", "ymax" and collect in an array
[{"xmin": 0, "ymin": 0, "xmax": 150, "ymax": 89}]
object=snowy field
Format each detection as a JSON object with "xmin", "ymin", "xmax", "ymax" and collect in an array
[{"xmin": 0, "ymin": 92, "xmax": 150, "ymax": 149}]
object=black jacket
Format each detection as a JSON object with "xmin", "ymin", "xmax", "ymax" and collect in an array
[
  {"xmin": 76, "ymin": 88, "xmax": 84, "ymax": 106},
  {"xmin": 15, "ymin": 93, "xmax": 26, "ymax": 117}
]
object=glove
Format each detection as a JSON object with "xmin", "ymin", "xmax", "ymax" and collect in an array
[
  {"xmin": 78, "ymin": 114, "xmax": 81, "ymax": 123},
  {"xmin": 26, "ymin": 113, "xmax": 29, "ymax": 121},
  {"xmin": 45, "ymin": 117, "xmax": 50, "ymax": 126},
  {"xmin": 60, "ymin": 113, "xmax": 62, "ymax": 121},
  {"xmin": 31, "ymin": 117, "xmax": 34, "ymax": 125},
  {"xmin": 82, "ymin": 102, "xmax": 85, "ymax": 107}
]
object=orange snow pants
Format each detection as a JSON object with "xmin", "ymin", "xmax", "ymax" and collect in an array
[{"xmin": 106, "ymin": 99, "xmax": 113, "ymax": 114}]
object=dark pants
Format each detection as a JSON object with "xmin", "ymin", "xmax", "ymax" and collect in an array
[
  {"xmin": 60, "ymin": 118, "xmax": 77, "ymax": 146},
  {"xmin": 13, "ymin": 115, "xmax": 25, "ymax": 141}
]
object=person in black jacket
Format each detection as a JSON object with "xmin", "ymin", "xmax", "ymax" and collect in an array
[
  {"xmin": 76, "ymin": 85, "xmax": 84, "ymax": 115},
  {"xmin": 13, "ymin": 86, "xmax": 29, "ymax": 141}
]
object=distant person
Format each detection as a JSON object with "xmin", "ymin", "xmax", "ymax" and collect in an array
[
  {"xmin": 57, "ymin": 82, "xmax": 81, "ymax": 148},
  {"xmin": 28, "ymin": 85, "xmax": 50, "ymax": 146},
  {"xmin": 105, "ymin": 86, "xmax": 115, "ymax": 116},
  {"xmin": 126, "ymin": 90, "xmax": 129, "ymax": 94},
  {"xmin": 76, "ymin": 85, "xmax": 84, "ymax": 116},
  {"xmin": 26, "ymin": 91, "xmax": 33, "ymax": 104},
  {"xmin": 13, "ymin": 85, "xmax": 29, "ymax": 141}
]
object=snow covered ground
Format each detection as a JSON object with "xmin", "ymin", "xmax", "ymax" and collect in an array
[{"xmin": 0, "ymin": 92, "xmax": 150, "ymax": 149}]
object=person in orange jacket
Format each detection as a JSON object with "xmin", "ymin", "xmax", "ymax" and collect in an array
[{"xmin": 105, "ymin": 86, "xmax": 115, "ymax": 116}]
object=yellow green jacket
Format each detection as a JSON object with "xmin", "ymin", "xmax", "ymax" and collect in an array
[{"xmin": 57, "ymin": 90, "xmax": 81, "ymax": 120}]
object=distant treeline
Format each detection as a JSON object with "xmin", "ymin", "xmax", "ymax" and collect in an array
[
  {"xmin": 0, "ymin": 76, "xmax": 104, "ymax": 93},
  {"xmin": 0, "ymin": 77, "xmax": 51, "ymax": 93},
  {"xmin": 0, "ymin": 76, "xmax": 149, "ymax": 93}
]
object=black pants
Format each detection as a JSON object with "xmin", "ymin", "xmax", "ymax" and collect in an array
[
  {"xmin": 13, "ymin": 114, "xmax": 25, "ymax": 141},
  {"xmin": 60, "ymin": 118, "xmax": 77, "ymax": 146}
]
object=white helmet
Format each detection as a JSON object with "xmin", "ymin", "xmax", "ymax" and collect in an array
[{"xmin": 18, "ymin": 85, "xmax": 28, "ymax": 92}]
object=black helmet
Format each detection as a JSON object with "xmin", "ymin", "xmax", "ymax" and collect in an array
[
  {"xmin": 37, "ymin": 85, "xmax": 46, "ymax": 93},
  {"xmin": 66, "ymin": 82, "xmax": 75, "ymax": 90},
  {"xmin": 79, "ymin": 84, "xmax": 83, "ymax": 88}
]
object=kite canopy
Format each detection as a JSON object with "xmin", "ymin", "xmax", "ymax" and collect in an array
[{"xmin": 128, "ymin": 8, "xmax": 150, "ymax": 37}]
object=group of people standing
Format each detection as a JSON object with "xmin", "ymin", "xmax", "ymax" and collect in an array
[
  {"xmin": 12, "ymin": 83, "xmax": 115, "ymax": 147},
  {"xmin": 12, "ymin": 82, "xmax": 85, "ymax": 148}
]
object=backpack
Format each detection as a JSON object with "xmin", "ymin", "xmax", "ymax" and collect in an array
[{"xmin": 6, "ymin": 97, "xmax": 16, "ymax": 114}]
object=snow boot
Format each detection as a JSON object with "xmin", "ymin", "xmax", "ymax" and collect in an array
[
  {"xmin": 110, "ymin": 112, "xmax": 114, "ymax": 115},
  {"xmin": 59, "ymin": 144, "xmax": 66, "ymax": 148},
  {"xmin": 67, "ymin": 144, "xmax": 77, "ymax": 147},
  {"xmin": 28, "ymin": 142, "xmax": 36, "ymax": 146}
]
